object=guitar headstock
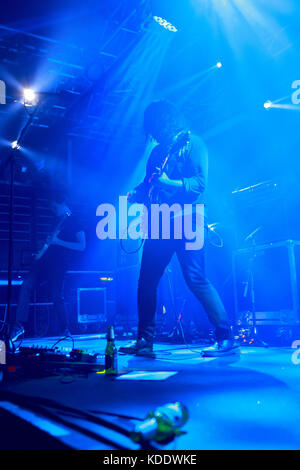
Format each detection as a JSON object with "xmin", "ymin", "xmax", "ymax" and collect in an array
[{"xmin": 169, "ymin": 130, "xmax": 191, "ymax": 155}]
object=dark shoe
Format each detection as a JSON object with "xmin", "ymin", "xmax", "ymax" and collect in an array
[
  {"xmin": 202, "ymin": 339, "xmax": 240, "ymax": 357},
  {"xmin": 10, "ymin": 324, "xmax": 25, "ymax": 342},
  {"xmin": 119, "ymin": 338, "xmax": 155, "ymax": 357}
]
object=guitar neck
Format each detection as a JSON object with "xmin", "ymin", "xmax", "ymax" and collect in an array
[{"xmin": 35, "ymin": 213, "xmax": 70, "ymax": 260}]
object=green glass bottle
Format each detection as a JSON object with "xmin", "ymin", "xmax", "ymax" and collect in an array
[
  {"xmin": 105, "ymin": 326, "xmax": 118, "ymax": 375},
  {"xmin": 131, "ymin": 402, "xmax": 188, "ymax": 443}
]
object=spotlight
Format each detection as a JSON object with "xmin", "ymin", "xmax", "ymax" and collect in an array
[
  {"xmin": 11, "ymin": 140, "xmax": 20, "ymax": 150},
  {"xmin": 23, "ymin": 88, "xmax": 37, "ymax": 106},
  {"xmin": 264, "ymin": 100, "xmax": 272, "ymax": 109},
  {"xmin": 153, "ymin": 16, "xmax": 178, "ymax": 32},
  {"xmin": 216, "ymin": 62, "xmax": 222, "ymax": 69}
]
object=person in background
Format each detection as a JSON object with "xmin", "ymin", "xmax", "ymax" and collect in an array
[{"xmin": 11, "ymin": 192, "xmax": 86, "ymax": 340}]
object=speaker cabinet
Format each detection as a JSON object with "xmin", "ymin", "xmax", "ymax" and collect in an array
[{"xmin": 233, "ymin": 240, "xmax": 300, "ymax": 325}]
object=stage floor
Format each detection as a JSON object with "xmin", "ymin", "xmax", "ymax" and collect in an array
[{"xmin": 1, "ymin": 334, "xmax": 300, "ymax": 450}]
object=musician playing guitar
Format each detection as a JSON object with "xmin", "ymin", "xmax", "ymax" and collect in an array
[
  {"xmin": 120, "ymin": 100, "xmax": 238, "ymax": 357},
  {"xmin": 11, "ymin": 192, "xmax": 86, "ymax": 340}
]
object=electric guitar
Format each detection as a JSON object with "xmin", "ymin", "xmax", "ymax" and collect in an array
[
  {"xmin": 122, "ymin": 131, "xmax": 191, "ymax": 253},
  {"xmin": 34, "ymin": 211, "xmax": 71, "ymax": 261},
  {"xmin": 147, "ymin": 130, "xmax": 191, "ymax": 204}
]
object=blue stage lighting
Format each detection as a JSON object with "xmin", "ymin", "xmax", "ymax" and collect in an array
[
  {"xmin": 23, "ymin": 88, "xmax": 37, "ymax": 106},
  {"xmin": 11, "ymin": 140, "xmax": 20, "ymax": 150},
  {"xmin": 153, "ymin": 16, "xmax": 178, "ymax": 33},
  {"xmin": 216, "ymin": 62, "xmax": 222, "ymax": 69},
  {"xmin": 264, "ymin": 101, "xmax": 272, "ymax": 109}
]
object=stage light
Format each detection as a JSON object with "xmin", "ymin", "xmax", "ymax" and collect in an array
[
  {"xmin": 11, "ymin": 140, "xmax": 20, "ymax": 150},
  {"xmin": 216, "ymin": 62, "xmax": 222, "ymax": 68},
  {"xmin": 153, "ymin": 16, "xmax": 178, "ymax": 32},
  {"xmin": 23, "ymin": 88, "xmax": 37, "ymax": 106},
  {"xmin": 264, "ymin": 101, "xmax": 272, "ymax": 109}
]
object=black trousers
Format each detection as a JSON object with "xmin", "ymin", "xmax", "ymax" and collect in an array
[
  {"xmin": 16, "ymin": 259, "xmax": 68, "ymax": 334},
  {"xmin": 137, "ymin": 239, "xmax": 230, "ymax": 342}
]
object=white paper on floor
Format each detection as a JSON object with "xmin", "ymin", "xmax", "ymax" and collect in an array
[{"xmin": 116, "ymin": 370, "xmax": 178, "ymax": 381}]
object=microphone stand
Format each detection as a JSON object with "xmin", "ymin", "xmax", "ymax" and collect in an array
[
  {"xmin": 244, "ymin": 234, "xmax": 268, "ymax": 348},
  {"xmin": 0, "ymin": 102, "xmax": 40, "ymax": 354}
]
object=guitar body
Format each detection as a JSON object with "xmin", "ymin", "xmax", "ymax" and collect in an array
[{"xmin": 146, "ymin": 130, "xmax": 191, "ymax": 205}]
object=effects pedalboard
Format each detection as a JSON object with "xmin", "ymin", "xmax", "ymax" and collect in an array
[{"xmin": 5, "ymin": 346, "xmax": 104, "ymax": 378}]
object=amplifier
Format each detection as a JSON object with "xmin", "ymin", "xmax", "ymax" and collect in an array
[
  {"xmin": 233, "ymin": 240, "xmax": 300, "ymax": 326},
  {"xmin": 77, "ymin": 287, "xmax": 107, "ymax": 324},
  {"xmin": 231, "ymin": 179, "xmax": 299, "ymax": 245},
  {"xmin": 64, "ymin": 271, "xmax": 116, "ymax": 329}
]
